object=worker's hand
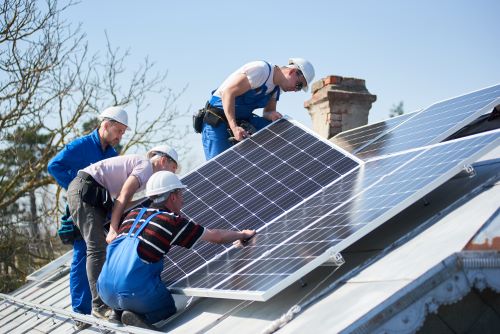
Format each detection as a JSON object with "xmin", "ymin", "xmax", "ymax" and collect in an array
[
  {"xmin": 106, "ymin": 229, "xmax": 118, "ymax": 244},
  {"xmin": 232, "ymin": 126, "xmax": 249, "ymax": 141},
  {"xmin": 233, "ymin": 229, "xmax": 256, "ymax": 248},
  {"xmin": 241, "ymin": 229, "xmax": 256, "ymax": 238},
  {"xmin": 263, "ymin": 111, "xmax": 283, "ymax": 122}
]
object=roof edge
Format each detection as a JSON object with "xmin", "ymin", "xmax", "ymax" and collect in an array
[{"xmin": 342, "ymin": 251, "xmax": 500, "ymax": 334}]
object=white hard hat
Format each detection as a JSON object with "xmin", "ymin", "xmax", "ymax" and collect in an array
[
  {"xmin": 146, "ymin": 171, "xmax": 187, "ymax": 197},
  {"xmin": 99, "ymin": 106, "xmax": 130, "ymax": 129},
  {"xmin": 288, "ymin": 58, "xmax": 315, "ymax": 92},
  {"xmin": 147, "ymin": 145, "xmax": 179, "ymax": 165}
]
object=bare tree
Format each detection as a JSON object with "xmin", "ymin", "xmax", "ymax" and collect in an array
[
  {"xmin": 0, "ymin": 0, "xmax": 189, "ymax": 291},
  {"xmin": 96, "ymin": 35, "xmax": 189, "ymax": 154},
  {"xmin": 0, "ymin": 0, "xmax": 188, "ymax": 210}
]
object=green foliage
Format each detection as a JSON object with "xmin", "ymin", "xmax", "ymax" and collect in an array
[
  {"xmin": 0, "ymin": 125, "xmax": 52, "ymax": 199},
  {"xmin": 389, "ymin": 101, "xmax": 405, "ymax": 118},
  {"xmin": 81, "ymin": 118, "xmax": 100, "ymax": 135}
]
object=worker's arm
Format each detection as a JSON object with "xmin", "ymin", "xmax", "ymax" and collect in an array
[
  {"xmin": 47, "ymin": 143, "xmax": 81, "ymax": 190},
  {"xmin": 221, "ymin": 73, "xmax": 252, "ymax": 141},
  {"xmin": 201, "ymin": 228, "xmax": 255, "ymax": 244},
  {"xmin": 106, "ymin": 175, "xmax": 140, "ymax": 243},
  {"xmin": 262, "ymin": 98, "xmax": 282, "ymax": 121}
]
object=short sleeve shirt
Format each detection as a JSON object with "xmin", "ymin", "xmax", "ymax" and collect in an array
[
  {"xmin": 118, "ymin": 208, "xmax": 205, "ymax": 263},
  {"xmin": 82, "ymin": 154, "xmax": 153, "ymax": 198},
  {"xmin": 213, "ymin": 61, "xmax": 278, "ymax": 98}
]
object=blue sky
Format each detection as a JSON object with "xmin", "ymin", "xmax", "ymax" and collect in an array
[{"xmin": 66, "ymin": 0, "xmax": 500, "ymax": 168}]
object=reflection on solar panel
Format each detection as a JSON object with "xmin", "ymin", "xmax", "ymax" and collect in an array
[
  {"xmin": 356, "ymin": 84, "xmax": 500, "ymax": 159},
  {"xmin": 161, "ymin": 118, "xmax": 360, "ymax": 285},
  {"xmin": 170, "ymin": 129, "xmax": 500, "ymax": 301},
  {"xmin": 331, "ymin": 111, "xmax": 418, "ymax": 154}
]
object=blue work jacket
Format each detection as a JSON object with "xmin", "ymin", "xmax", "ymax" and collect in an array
[{"xmin": 48, "ymin": 129, "xmax": 117, "ymax": 189}]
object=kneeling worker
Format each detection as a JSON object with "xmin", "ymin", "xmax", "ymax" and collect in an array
[{"xmin": 97, "ymin": 171, "xmax": 255, "ymax": 329}]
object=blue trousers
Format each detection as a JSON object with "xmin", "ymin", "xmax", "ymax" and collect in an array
[
  {"xmin": 201, "ymin": 115, "xmax": 271, "ymax": 160},
  {"xmin": 70, "ymin": 239, "xmax": 92, "ymax": 314},
  {"xmin": 97, "ymin": 210, "xmax": 176, "ymax": 324}
]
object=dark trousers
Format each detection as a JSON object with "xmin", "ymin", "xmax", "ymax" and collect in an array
[{"xmin": 67, "ymin": 175, "xmax": 108, "ymax": 310}]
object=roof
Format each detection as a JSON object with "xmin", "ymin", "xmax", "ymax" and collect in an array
[
  {"xmin": 2, "ymin": 110, "xmax": 500, "ymax": 333},
  {"xmin": 281, "ymin": 154, "xmax": 500, "ymax": 334},
  {"xmin": 1, "ymin": 146, "xmax": 498, "ymax": 333}
]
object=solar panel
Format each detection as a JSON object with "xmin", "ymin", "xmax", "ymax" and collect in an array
[
  {"xmin": 170, "ymin": 129, "xmax": 500, "ymax": 301},
  {"xmin": 330, "ymin": 111, "xmax": 418, "ymax": 154},
  {"xmin": 161, "ymin": 118, "xmax": 361, "ymax": 285},
  {"xmin": 356, "ymin": 84, "xmax": 500, "ymax": 159}
]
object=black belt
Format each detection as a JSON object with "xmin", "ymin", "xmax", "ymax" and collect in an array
[
  {"xmin": 205, "ymin": 103, "xmax": 227, "ymax": 122},
  {"xmin": 77, "ymin": 171, "xmax": 113, "ymax": 210},
  {"xmin": 205, "ymin": 103, "xmax": 253, "ymax": 123},
  {"xmin": 77, "ymin": 171, "xmax": 101, "ymax": 187}
]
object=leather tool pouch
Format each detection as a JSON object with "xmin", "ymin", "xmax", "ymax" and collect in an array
[
  {"xmin": 81, "ymin": 181, "xmax": 102, "ymax": 207},
  {"xmin": 101, "ymin": 189, "xmax": 113, "ymax": 212},
  {"xmin": 81, "ymin": 181, "xmax": 113, "ymax": 212},
  {"xmin": 203, "ymin": 109, "xmax": 224, "ymax": 127},
  {"xmin": 193, "ymin": 108, "xmax": 205, "ymax": 133}
]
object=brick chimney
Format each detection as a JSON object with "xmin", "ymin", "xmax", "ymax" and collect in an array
[{"xmin": 304, "ymin": 75, "xmax": 377, "ymax": 139}]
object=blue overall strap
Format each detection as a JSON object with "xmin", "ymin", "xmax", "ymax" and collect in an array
[
  {"xmin": 262, "ymin": 61, "xmax": 272, "ymax": 83},
  {"xmin": 209, "ymin": 61, "xmax": 273, "ymax": 108},
  {"xmin": 132, "ymin": 211, "xmax": 163, "ymax": 240},
  {"xmin": 261, "ymin": 61, "xmax": 281, "ymax": 100},
  {"xmin": 251, "ymin": 61, "xmax": 272, "ymax": 92},
  {"xmin": 127, "ymin": 208, "xmax": 148, "ymax": 238}
]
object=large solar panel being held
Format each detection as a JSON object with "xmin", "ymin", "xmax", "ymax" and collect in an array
[
  {"xmin": 161, "ymin": 118, "xmax": 361, "ymax": 285},
  {"xmin": 170, "ymin": 129, "xmax": 500, "ymax": 301},
  {"xmin": 355, "ymin": 84, "xmax": 500, "ymax": 159}
]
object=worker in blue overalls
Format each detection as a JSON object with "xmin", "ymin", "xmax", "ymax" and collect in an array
[
  {"xmin": 199, "ymin": 58, "xmax": 315, "ymax": 160},
  {"xmin": 97, "ymin": 171, "xmax": 256, "ymax": 329},
  {"xmin": 48, "ymin": 106, "xmax": 129, "ymax": 329}
]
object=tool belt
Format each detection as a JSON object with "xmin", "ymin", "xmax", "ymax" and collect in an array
[
  {"xmin": 193, "ymin": 103, "xmax": 227, "ymax": 133},
  {"xmin": 193, "ymin": 102, "xmax": 257, "ymax": 143},
  {"xmin": 78, "ymin": 171, "xmax": 113, "ymax": 212}
]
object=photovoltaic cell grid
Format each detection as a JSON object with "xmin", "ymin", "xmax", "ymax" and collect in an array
[
  {"xmin": 160, "ymin": 118, "xmax": 360, "ymax": 285},
  {"xmin": 356, "ymin": 84, "xmax": 500, "ymax": 160},
  {"xmin": 330, "ymin": 111, "xmax": 417, "ymax": 154},
  {"xmin": 168, "ymin": 151, "xmax": 413, "ymax": 297},
  {"xmin": 170, "ymin": 130, "xmax": 500, "ymax": 301}
]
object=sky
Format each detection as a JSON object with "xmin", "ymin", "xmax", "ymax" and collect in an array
[{"xmin": 65, "ymin": 0, "xmax": 500, "ymax": 171}]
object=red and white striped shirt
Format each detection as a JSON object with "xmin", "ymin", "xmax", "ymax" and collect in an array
[{"xmin": 118, "ymin": 208, "xmax": 205, "ymax": 263}]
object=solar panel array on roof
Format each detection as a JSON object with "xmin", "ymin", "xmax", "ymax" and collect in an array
[
  {"xmin": 170, "ymin": 129, "xmax": 500, "ymax": 301},
  {"xmin": 161, "ymin": 118, "xmax": 360, "ymax": 285},
  {"xmin": 355, "ymin": 84, "xmax": 500, "ymax": 159},
  {"xmin": 160, "ymin": 84, "xmax": 500, "ymax": 301},
  {"xmin": 330, "ymin": 111, "xmax": 418, "ymax": 154}
]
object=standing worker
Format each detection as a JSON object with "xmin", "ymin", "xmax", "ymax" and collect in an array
[
  {"xmin": 47, "ymin": 106, "xmax": 129, "ymax": 329},
  {"xmin": 66, "ymin": 145, "xmax": 179, "ymax": 322},
  {"xmin": 197, "ymin": 58, "xmax": 314, "ymax": 159},
  {"xmin": 97, "ymin": 171, "xmax": 256, "ymax": 329}
]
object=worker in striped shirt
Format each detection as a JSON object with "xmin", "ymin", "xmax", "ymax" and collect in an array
[{"xmin": 97, "ymin": 171, "xmax": 255, "ymax": 329}]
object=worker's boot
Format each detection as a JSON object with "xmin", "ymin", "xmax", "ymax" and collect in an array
[
  {"xmin": 91, "ymin": 304, "xmax": 111, "ymax": 320},
  {"xmin": 122, "ymin": 310, "xmax": 155, "ymax": 330},
  {"xmin": 108, "ymin": 309, "xmax": 122, "ymax": 324}
]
